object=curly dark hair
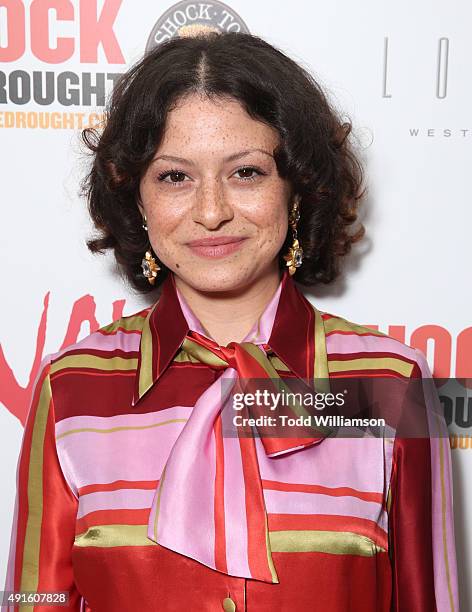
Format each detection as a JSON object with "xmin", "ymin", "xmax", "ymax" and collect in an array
[{"xmin": 81, "ymin": 31, "xmax": 366, "ymax": 294}]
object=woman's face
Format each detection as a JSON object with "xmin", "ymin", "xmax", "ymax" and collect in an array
[{"xmin": 138, "ymin": 93, "xmax": 292, "ymax": 293}]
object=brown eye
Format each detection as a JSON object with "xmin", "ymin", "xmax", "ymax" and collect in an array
[
  {"xmin": 157, "ymin": 169, "xmax": 189, "ymax": 186},
  {"xmin": 234, "ymin": 166, "xmax": 265, "ymax": 181}
]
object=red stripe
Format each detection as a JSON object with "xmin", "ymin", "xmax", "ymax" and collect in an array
[
  {"xmin": 298, "ymin": 294, "xmax": 314, "ymax": 380},
  {"xmin": 325, "ymin": 329, "xmax": 385, "ymax": 337},
  {"xmin": 238, "ymin": 432, "xmax": 272, "ymax": 582},
  {"xmin": 213, "ymin": 413, "xmax": 227, "ymax": 573},
  {"xmin": 261, "ymin": 479, "xmax": 383, "ymax": 504},
  {"xmin": 38, "ymin": 399, "xmax": 78, "ymax": 590},
  {"xmin": 76, "ymin": 508, "xmax": 151, "ymax": 535},
  {"xmin": 51, "ymin": 369, "xmax": 136, "ymax": 381},
  {"xmin": 97, "ymin": 326, "xmax": 143, "ymax": 336},
  {"xmin": 78, "ymin": 480, "xmax": 159, "ymax": 496},
  {"xmin": 13, "ymin": 363, "xmax": 50, "ymax": 591},
  {"xmin": 328, "ymin": 351, "xmax": 416, "ymax": 363},
  {"xmin": 329, "ymin": 369, "xmax": 410, "ymax": 379},
  {"xmin": 49, "ymin": 347, "xmax": 138, "ymax": 360},
  {"xmin": 150, "ymin": 310, "xmax": 160, "ymax": 379}
]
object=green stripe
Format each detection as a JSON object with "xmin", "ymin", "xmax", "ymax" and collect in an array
[
  {"xmin": 74, "ymin": 524, "xmax": 385, "ymax": 557},
  {"xmin": 180, "ymin": 338, "xmax": 227, "ymax": 367},
  {"xmin": 50, "ymin": 354, "xmax": 137, "ymax": 375},
  {"xmin": 100, "ymin": 314, "xmax": 148, "ymax": 334},
  {"xmin": 138, "ymin": 304, "xmax": 157, "ymax": 398},
  {"xmin": 323, "ymin": 317, "xmax": 387, "ymax": 337},
  {"xmin": 269, "ymin": 530, "xmax": 386, "ymax": 556}
]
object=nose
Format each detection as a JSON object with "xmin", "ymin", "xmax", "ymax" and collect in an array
[{"xmin": 191, "ymin": 178, "xmax": 234, "ymax": 230}]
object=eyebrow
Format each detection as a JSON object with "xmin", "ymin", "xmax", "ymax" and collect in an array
[{"xmin": 152, "ymin": 148, "xmax": 274, "ymax": 166}]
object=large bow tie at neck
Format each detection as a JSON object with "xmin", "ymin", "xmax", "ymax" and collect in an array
[
  {"xmin": 146, "ymin": 324, "xmax": 333, "ymax": 584},
  {"xmin": 183, "ymin": 331, "xmax": 331, "ymax": 456}
]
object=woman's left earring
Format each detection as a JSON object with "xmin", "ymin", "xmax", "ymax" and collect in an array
[{"xmin": 141, "ymin": 215, "xmax": 161, "ymax": 286}]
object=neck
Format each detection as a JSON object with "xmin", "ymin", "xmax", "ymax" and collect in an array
[{"xmin": 173, "ymin": 267, "xmax": 283, "ymax": 346}]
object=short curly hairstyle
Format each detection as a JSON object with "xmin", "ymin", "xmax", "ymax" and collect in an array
[{"xmin": 81, "ymin": 31, "xmax": 366, "ymax": 294}]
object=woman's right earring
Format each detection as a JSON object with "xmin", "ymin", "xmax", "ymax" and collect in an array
[
  {"xmin": 141, "ymin": 215, "xmax": 161, "ymax": 286},
  {"xmin": 283, "ymin": 197, "xmax": 304, "ymax": 275}
]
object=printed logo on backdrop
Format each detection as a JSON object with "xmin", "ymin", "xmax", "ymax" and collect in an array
[
  {"xmin": 0, "ymin": 0, "xmax": 249, "ymax": 130},
  {"xmin": 0, "ymin": 0, "xmax": 126, "ymax": 129},
  {"xmin": 145, "ymin": 0, "xmax": 249, "ymax": 53},
  {"xmin": 382, "ymin": 35, "xmax": 466, "ymax": 140}
]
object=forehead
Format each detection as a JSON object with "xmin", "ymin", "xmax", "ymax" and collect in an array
[{"xmin": 157, "ymin": 93, "xmax": 280, "ymax": 155}]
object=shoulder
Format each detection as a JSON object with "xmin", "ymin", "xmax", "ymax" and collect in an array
[
  {"xmin": 46, "ymin": 305, "xmax": 152, "ymax": 375},
  {"xmin": 320, "ymin": 309, "xmax": 426, "ymax": 377}
]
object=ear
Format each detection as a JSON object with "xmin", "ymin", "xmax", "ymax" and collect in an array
[{"xmin": 136, "ymin": 194, "xmax": 145, "ymax": 217}]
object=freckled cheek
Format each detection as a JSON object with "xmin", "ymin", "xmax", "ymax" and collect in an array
[
  {"xmin": 243, "ymin": 191, "xmax": 287, "ymax": 218},
  {"xmin": 148, "ymin": 199, "xmax": 188, "ymax": 233}
]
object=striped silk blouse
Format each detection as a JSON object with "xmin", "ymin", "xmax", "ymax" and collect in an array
[{"xmin": 4, "ymin": 270, "xmax": 458, "ymax": 611}]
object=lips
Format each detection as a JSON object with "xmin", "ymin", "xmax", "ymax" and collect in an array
[{"xmin": 186, "ymin": 235, "xmax": 247, "ymax": 259}]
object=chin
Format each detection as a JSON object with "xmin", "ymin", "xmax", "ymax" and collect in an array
[{"xmin": 174, "ymin": 262, "xmax": 263, "ymax": 294}]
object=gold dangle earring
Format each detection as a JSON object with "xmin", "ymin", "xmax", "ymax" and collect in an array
[
  {"xmin": 283, "ymin": 196, "xmax": 303, "ymax": 275},
  {"xmin": 141, "ymin": 214, "xmax": 161, "ymax": 286}
]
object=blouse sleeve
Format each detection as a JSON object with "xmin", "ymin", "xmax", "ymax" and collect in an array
[
  {"xmin": 388, "ymin": 348, "xmax": 459, "ymax": 612},
  {"xmin": 3, "ymin": 355, "xmax": 82, "ymax": 611}
]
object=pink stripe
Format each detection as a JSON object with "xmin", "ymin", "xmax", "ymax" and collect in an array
[
  {"xmin": 413, "ymin": 348, "xmax": 458, "ymax": 610},
  {"xmin": 153, "ymin": 374, "xmax": 232, "ymax": 564},
  {"xmin": 326, "ymin": 332, "xmax": 417, "ymax": 359},
  {"xmin": 52, "ymin": 329, "xmax": 141, "ymax": 359},
  {"xmin": 221, "ymin": 403, "xmax": 251, "ymax": 577},
  {"xmin": 255, "ymin": 436, "xmax": 387, "ymax": 493},
  {"xmin": 55, "ymin": 406, "xmax": 191, "ymax": 438},
  {"xmin": 263, "ymin": 489, "xmax": 385, "ymax": 525},
  {"xmin": 55, "ymin": 409, "xmax": 191, "ymax": 493},
  {"xmin": 77, "ymin": 488, "xmax": 155, "ymax": 519}
]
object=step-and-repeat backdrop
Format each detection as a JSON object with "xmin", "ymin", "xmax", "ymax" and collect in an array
[{"xmin": 1, "ymin": 0, "xmax": 470, "ymax": 606}]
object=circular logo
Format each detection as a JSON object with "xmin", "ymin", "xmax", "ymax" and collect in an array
[{"xmin": 145, "ymin": 0, "xmax": 250, "ymax": 53}]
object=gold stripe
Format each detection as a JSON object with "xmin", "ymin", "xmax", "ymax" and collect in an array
[
  {"xmin": 180, "ymin": 338, "xmax": 227, "ymax": 367},
  {"xmin": 386, "ymin": 484, "xmax": 392, "ymax": 514},
  {"xmin": 56, "ymin": 418, "xmax": 188, "ymax": 441},
  {"xmin": 74, "ymin": 524, "xmax": 155, "ymax": 547},
  {"xmin": 241, "ymin": 343, "xmax": 280, "ymax": 377},
  {"xmin": 74, "ymin": 525, "xmax": 385, "ymax": 558},
  {"xmin": 328, "ymin": 357, "xmax": 414, "ymax": 377},
  {"xmin": 269, "ymin": 530, "xmax": 385, "ymax": 556},
  {"xmin": 323, "ymin": 317, "xmax": 386, "ymax": 337},
  {"xmin": 50, "ymin": 354, "xmax": 137, "ymax": 375},
  {"xmin": 263, "ymin": 505, "xmax": 279, "ymax": 583},
  {"xmin": 436, "ymin": 411, "xmax": 455, "ymax": 611},
  {"xmin": 19, "ymin": 369, "xmax": 52, "ymax": 606},
  {"xmin": 138, "ymin": 304, "xmax": 157, "ymax": 398},
  {"xmin": 173, "ymin": 351, "xmax": 204, "ymax": 364},
  {"xmin": 267, "ymin": 354, "xmax": 290, "ymax": 371},
  {"xmin": 100, "ymin": 314, "xmax": 147, "ymax": 334},
  {"xmin": 313, "ymin": 307, "xmax": 330, "ymax": 394}
]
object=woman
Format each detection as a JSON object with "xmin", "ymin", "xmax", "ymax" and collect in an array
[{"xmin": 4, "ymin": 32, "xmax": 458, "ymax": 611}]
